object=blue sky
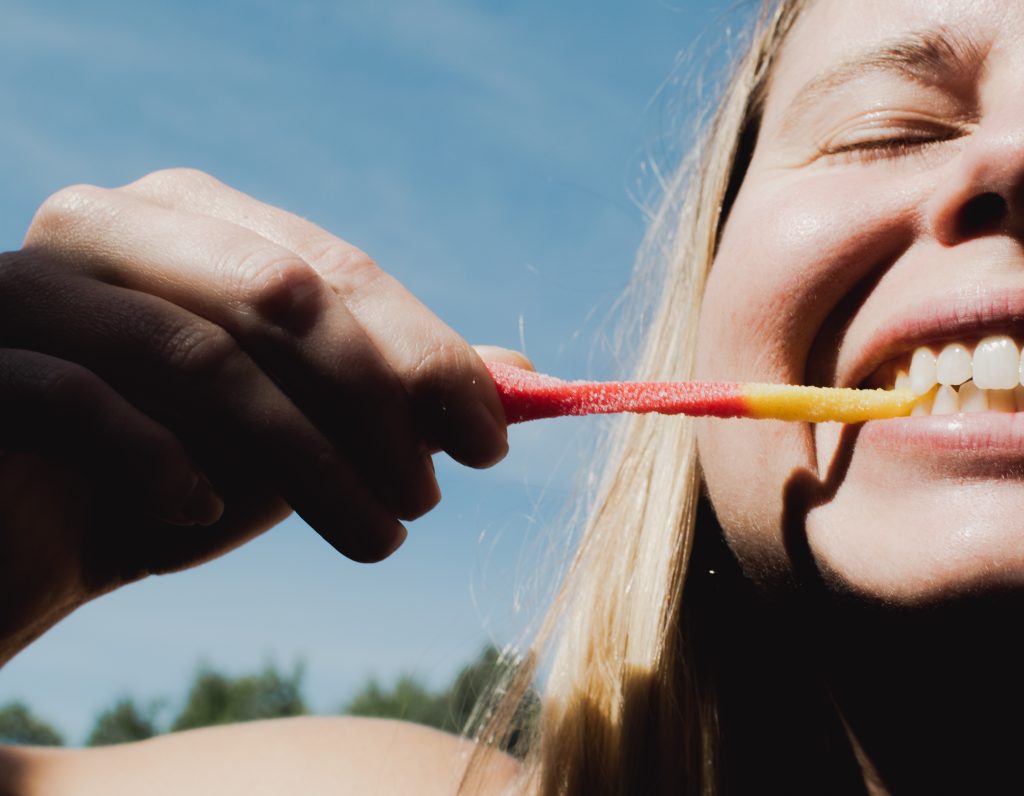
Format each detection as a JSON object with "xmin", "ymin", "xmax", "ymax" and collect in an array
[{"xmin": 0, "ymin": 0, "xmax": 748, "ymax": 741}]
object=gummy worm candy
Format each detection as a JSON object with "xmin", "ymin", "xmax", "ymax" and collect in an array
[{"xmin": 487, "ymin": 362, "xmax": 919, "ymax": 424}]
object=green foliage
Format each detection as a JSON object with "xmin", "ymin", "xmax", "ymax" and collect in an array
[
  {"xmin": 0, "ymin": 701, "xmax": 64, "ymax": 746},
  {"xmin": 445, "ymin": 645, "xmax": 540, "ymax": 757},
  {"xmin": 446, "ymin": 645, "xmax": 507, "ymax": 732},
  {"xmin": 1, "ymin": 648, "xmax": 538, "ymax": 753},
  {"xmin": 171, "ymin": 662, "xmax": 307, "ymax": 732},
  {"xmin": 86, "ymin": 698, "xmax": 160, "ymax": 746},
  {"xmin": 341, "ymin": 645, "xmax": 539, "ymax": 756},
  {"xmin": 344, "ymin": 675, "xmax": 449, "ymax": 728}
]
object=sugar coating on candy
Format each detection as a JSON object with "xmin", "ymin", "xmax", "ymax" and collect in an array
[
  {"xmin": 487, "ymin": 362, "xmax": 746, "ymax": 423},
  {"xmin": 487, "ymin": 362, "xmax": 919, "ymax": 424},
  {"xmin": 745, "ymin": 383, "xmax": 918, "ymax": 423}
]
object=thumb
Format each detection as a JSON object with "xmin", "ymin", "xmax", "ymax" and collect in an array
[{"xmin": 472, "ymin": 345, "xmax": 534, "ymax": 372}]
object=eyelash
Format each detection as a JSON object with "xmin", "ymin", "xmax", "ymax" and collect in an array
[{"xmin": 819, "ymin": 131, "xmax": 960, "ymax": 164}]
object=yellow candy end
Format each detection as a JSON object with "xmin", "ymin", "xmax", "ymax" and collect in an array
[{"xmin": 745, "ymin": 385, "xmax": 920, "ymax": 423}]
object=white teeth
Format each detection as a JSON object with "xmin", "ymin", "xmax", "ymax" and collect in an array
[
  {"xmin": 958, "ymin": 381, "xmax": 988, "ymax": 412},
  {"xmin": 932, "ymin": 384, "xmax": 960, "ymax": 414},
  {"xmin": 909, "ymin": 347, "xmax": 938, "ymax": 395},
  {"xmin": 886, "ymin": 337, "xmax": 1024, "ymax": 415},
  {"xmin": 911, "ymin": 390, "xmax": 935, "ymax": 416},
  {"xmin": 936, "ymin": 343, "xmax": 972, "ymax": 385},
  {"xmin": 989, "ymin": 389, "xmax": 1016, "ymax": 413},
  {"xmin": 972, "ymin": 335, "xmax": 1020, "ymax": 389}
]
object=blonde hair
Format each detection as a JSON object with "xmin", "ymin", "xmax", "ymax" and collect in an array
[{"xmin": 464, "ymin": 1, "xmax": 810, "ymax": 793}]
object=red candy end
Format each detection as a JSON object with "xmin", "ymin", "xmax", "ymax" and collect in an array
[{"xmin": 486, "ymin": 362, "xmax": 749, "ymax": 423}]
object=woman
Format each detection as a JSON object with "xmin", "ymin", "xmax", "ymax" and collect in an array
[{"xmin": 2, "ymin": 0, "xmax": 1021, "ymax": 792}]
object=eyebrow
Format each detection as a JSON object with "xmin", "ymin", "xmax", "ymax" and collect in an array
[{"xmin": 781, "ymin": 26, "xmax": 987, "ymax": 132}]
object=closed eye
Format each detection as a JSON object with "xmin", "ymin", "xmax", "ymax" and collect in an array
[
  {"xmin": 813, "ymin": 107, "xmax": 973, "ymax": 166},
  {"xmin": 819, "ymin": 131, "xmax": 962, "ymax": 164}
]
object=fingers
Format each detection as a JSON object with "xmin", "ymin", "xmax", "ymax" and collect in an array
[
  {"xmin": 23, "ymin": 185, "xmax": 441, "ymax": 529},
  {"xmin": 0, "ymin": 265, "xmax": 407, "ymax": 563},
  {"xmin": 14, "ymin": 172, "xmax": 525, "ymax": 563},
  {"xmin": 117, "ymin": 169, "xmax": 510, "ymax": 468},
  {"xmin": 0, "ymin": 349, "xmax": 222, "ymax": 526}
]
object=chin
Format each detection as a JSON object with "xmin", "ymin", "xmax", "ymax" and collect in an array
[{"xmin": 806, "ymin": 462, "xmax": 1024, "ymax": 606}]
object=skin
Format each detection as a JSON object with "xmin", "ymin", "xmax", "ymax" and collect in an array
[
  {"xmin": 11, "ymin": 1, "xmax": 1024, "ymax": 792},
  {"xmin": 2, "ymin": 717, "xmax": 519, "ymax": 795},
  {"xmin": 699, "ymin": 0, "xmax": 1024, "ymax": 601},
  {"xmin": 697, "ymin": 0, "xmax": 1024, "ymax": 792},
  {"xmin": 0, "ymin": 170, "xmax": 535, "ymax": 668},
  {"xmin": 0, "ymin": 169, "xmax": 527, "ymax": 793}
]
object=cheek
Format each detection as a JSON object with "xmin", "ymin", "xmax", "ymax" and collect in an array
[
  {"xmin": 695, "ymin": 169, "xmax": 920, "ymax": 582},
  {"xmin": 697, "ymin": 171, "xmax": 916, "ymax": 384}
]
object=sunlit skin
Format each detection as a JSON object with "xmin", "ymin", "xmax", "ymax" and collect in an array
[
  {"xmin": 11, "ymin": 1, "xmax": 1024, "ymax": 792},
  {"xmin": 696, "ymin": 0, "xmax": 1024, "ymax": 791},
  {"xmin": 698, "ymin": 0, "xmax": 1024, "ymax": 601}
]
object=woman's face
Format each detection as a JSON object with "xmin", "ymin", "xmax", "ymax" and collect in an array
[{"xmin": 697, "ymin": 0, "xmax": 1024, "ymax": 603}]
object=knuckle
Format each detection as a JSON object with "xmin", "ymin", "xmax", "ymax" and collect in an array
[
  {"xmin": 158, "ymin": 320, "xmax": 239, "ymax": 380},
  {"xmin": 406, "ymin": 339, "xmax": 470, "ymax": 398},
  {"xmin": 225, "ymin": 245, "xmax": 323, "ymax": 319},
  {"xmin": 318, "ymin": 243, "xmax": 385, "ymax": 301},
  {"xmin": 36, "ymin": 361, "xmax": 101, "ymax": 412},
  {"xmin": 128, "ymin": 167, "xmax": 221, "ymax": 196},
  {"xmin": 27, "ymin": 184, "xmax": 107, "ymax": 245}
]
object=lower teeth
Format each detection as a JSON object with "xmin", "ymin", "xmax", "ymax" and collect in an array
[{"xmin": 911, "ymin": 382, "xmax": 1024, "ymax": 416}]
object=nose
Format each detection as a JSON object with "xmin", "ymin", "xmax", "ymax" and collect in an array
[{"xmin": 926, "ymin": 118, "xmax": 1024, "ymax": 245}]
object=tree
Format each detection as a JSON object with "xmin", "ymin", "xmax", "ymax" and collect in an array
[
  {"xmin": 0, "ymin": 702, "xmax": 64, "ymax": 746},
  {"xmin": 344, "ymin": 675, "xmax": 448, "ymax": 728},
  {"xmin": 445, "ymin": 645, "xmax": 506, "ymax": 732},
  {"xmin": 443, "ymin": 645, "xmax": 540, "ymax": 756},
  {"xmin": 86, "ymin": 698, "xmax": 160, "ymax": 746},
  {"xmin": 171, "ymin": 662, "xmax": 307, "ymax": 731},
  {"xmin": 1, "ymin": 647, "xmax": 538, "ymax": 752},
  {"xmin": 341, "ymin": 645, "xmax": 539, "ymax": 756}
]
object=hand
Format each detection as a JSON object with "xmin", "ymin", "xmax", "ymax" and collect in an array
[{"xmin": 0, "ymin": 168, "xmax": 517, "ymax": 663}]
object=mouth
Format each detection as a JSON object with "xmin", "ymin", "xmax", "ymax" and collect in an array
[
  {"xmin": 865, "ymin": 334, "xmax": 1024, "ymax": 416},
  {"xmin": 837, "ymin": 290, "xmax": 1024, "ymax": 418}
]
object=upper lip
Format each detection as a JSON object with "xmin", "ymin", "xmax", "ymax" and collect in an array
[{"xmin": 837, "ymin": 286, "xmax": 1024, "ymax": 391}]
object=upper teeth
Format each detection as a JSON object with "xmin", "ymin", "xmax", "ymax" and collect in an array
[
  {"xmin": 899, "ymin": 334, "xmax": 1024, "ymax": 415},
  {"xmin": 906, "ymin": 335, "xmax": 1023, "ymax": 393}
]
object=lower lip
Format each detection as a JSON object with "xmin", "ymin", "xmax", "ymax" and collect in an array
[{"xmin": 859, "ymin": 412, "xmax": 1024, "ymax": 455}]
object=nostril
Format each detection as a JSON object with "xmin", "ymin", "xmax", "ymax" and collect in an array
[{"xmin": 956, "ymin": 192, "xmax": 1008, "ymax": 238}]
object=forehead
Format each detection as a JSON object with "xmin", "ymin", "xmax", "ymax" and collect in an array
[{"xmin": 763, "ymin": 0, "xmax": 1022, "ymax": 126}]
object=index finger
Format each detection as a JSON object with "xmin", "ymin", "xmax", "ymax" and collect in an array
[{"xmin": 120, "ymin": 169, "xmax": 508, "ymax": 468}]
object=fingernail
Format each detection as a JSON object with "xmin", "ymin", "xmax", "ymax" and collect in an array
[
  {"xmin": 180, "ymin": 475, "xmax": 225, "ymax": 526},
  {"xmin": 473, "ymin": 345, "xmax": 535, "ymax": 371}
]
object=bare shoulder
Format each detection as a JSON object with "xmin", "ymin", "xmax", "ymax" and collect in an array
[{"xmin": 1, "ymin": 717, "xmax": 522, "ymax": 796}]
